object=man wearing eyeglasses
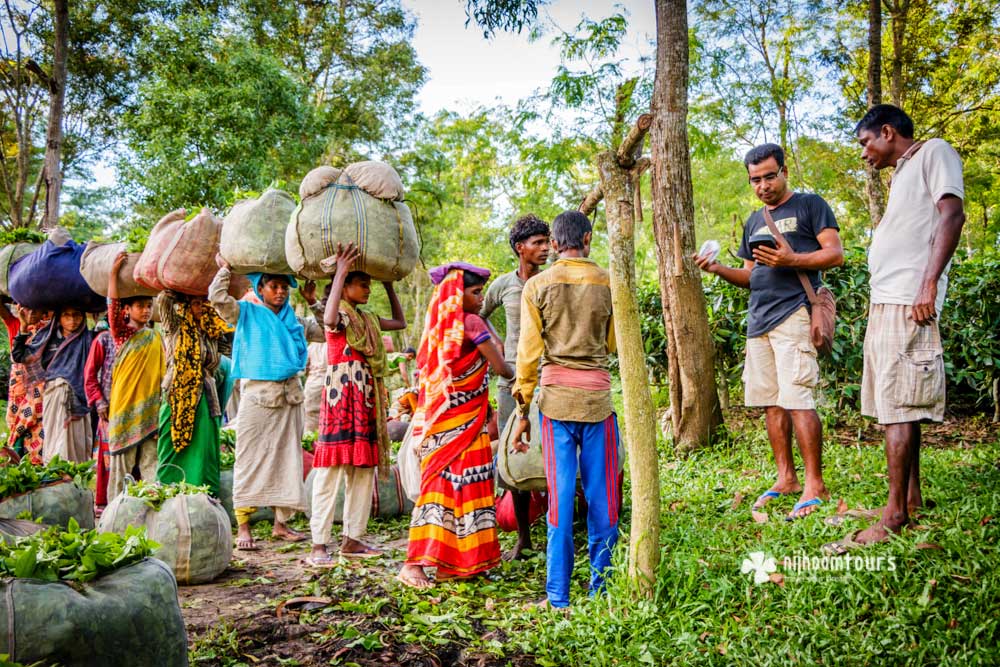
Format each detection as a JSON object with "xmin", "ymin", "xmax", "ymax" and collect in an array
[{"xmin": 693, "ymin": 143, "xmax": 843, "ymax": 521}]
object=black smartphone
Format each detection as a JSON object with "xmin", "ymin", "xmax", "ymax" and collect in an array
[{"xmin": 748, "ymin": 234, "xmax": 777, "ymax": 251}]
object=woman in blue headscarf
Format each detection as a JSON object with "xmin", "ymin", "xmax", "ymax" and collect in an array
[{"xmin": 209, "ymin": 255, "xmax": 325, "ymax": 550}]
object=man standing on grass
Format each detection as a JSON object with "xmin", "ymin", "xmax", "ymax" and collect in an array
[
  {"xmin": 480, "ymin": 214, "xmax": 550, "ymax": 561},
  {"xmin": 512, "ymin": 210, "xmax": 620, "ymax": 609},
  {"xmin": 851, "ymin": 105, "xmax": 965, "ymax": 546},
  {"xmin": 693, "ymin": 143, "xmax": 843, "ymax": 520}
]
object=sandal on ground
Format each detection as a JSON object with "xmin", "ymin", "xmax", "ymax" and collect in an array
[
  {"xmin": 236, "ymin": 536, "xmax": 259, "ymax": 551},
  {"xmin": 305, "ymin": 555, "xmax": 338, "ymax": 569},
  {"xmin": 272, "ymin": 530, "xmax": 307, "ymax": 543},
  {"xmin": 340, "ymin": 544, "xmax": 382, "ymax": 559},
  {"xmin": 752, "ymin": 489, "xmax": 788, "ymax": 511},
  {"xmin": 786, "ymin": 497, "xmax": 823, "ymax": 521},
  {"xmin": 822, "ymin": 531, "xmax": 862, "ymax": 556}
]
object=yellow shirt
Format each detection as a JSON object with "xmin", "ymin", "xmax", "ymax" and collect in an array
[{"xmin": 512, "ymin": 257, "xmax": 616, "ymax": 423}]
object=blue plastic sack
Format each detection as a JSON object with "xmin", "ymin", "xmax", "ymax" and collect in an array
[{"xmin": 8, "ymin": 237, "xmax": 105, "ymax": 312}]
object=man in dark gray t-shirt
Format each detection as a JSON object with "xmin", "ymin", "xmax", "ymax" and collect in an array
[{"xmin": 694, "ymin": 143, "xmax": 843, "ymax": 522}]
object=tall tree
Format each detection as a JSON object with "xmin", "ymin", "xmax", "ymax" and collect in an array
[
  {"xmin": 580, "ymin": 112, "xmax": 661, "ymax": 593},
  {"xmin": 41, "ymin": 0, "xmax": 68, "ymax": 228},
  {"xmin": 650, "ymin": 0, "xmax": 722, "ymax": 451},
  {"xmin": 1, "ymin": 1, "xmax": 49, "ymax": 228},
  {"xmin": 864, "ymin": 0, "xmax": 886, "ymax": 227}
]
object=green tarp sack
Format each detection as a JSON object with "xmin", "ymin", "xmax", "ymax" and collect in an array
[
  {"xmin": 302, "ymin": 464, "xmax": 414, "ymax": 521},
  {"xmin": 496, "ymin": 399, "xmax": 627, "ymax": 491},
  {"xmin": 220, "ymin": 188, "xmax": 296, "ymax": 275},
  {"xmin": 218, "ymin": 468, "xmax": 274, "ymax": 526},
  {"xmin": 496, "ymin": 398, "xmax": 547, "ymax": 491},
  {"xmin": 0, "ymin": 242, "xmax": 39, "ymax": 296},
  {"xmin": 0, "ymin": 558, "xmax": 189, "ymax": 667},
  {"xmin": 0, "ymin": 517, "xmax": 42, "ymax": 544},
  {"xmin": 98, "ymin": 492, "xmax": 232, "ymax": 585},
  {"xmin": 0, "ymin": 479, "xmax": 95, "ymax": 529},
  {"xmin": 286, "ymin": 165, "xmax": 419, "ymax": 282}
]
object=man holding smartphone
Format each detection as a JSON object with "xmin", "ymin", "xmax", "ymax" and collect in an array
[{"xmin": 693, "ymin": 143, "xmax": 843, "ymax": 520}]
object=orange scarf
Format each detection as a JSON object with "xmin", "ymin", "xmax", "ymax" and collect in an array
[{"xmin": 412, "ymin": 270, "xmax": 468, "ymax": 441}]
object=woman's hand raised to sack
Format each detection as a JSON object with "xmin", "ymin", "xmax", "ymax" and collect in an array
[
  {"xmin": 320, "ymin": 242, "xmax": 361, "ymax": 277},
  {"xmin": 15, "ymin": 304, "xmax": 31, "ymax": 328},
  {"xmin": 111, "ymin": 251, "xmax": 128, "ymax": 274},
  {"xmin": 298, "ymin": 280, "xmax": 318, "ymax": 305},
  {"xmin": 215, "ymin": 253, "xmax": 231, "ymax": 271}
]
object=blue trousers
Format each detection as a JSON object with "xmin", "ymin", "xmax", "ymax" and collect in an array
[{"xmin": 541, "ymin": 412, "xmax": 621, "ymax": 607}]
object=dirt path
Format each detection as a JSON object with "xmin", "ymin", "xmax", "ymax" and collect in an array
[{"xmin": 179, "ymin": 519, "xmax": 537, "ymax": 667}]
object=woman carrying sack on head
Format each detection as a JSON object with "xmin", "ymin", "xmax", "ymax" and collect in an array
[
  {"xmin": 209, "ymin": 255, "xmax": 326, "ymax": 551},
  {"xmin": 156, "ymin": 290, "xmax": 232, "ymax": 498},
  {"xmin": 11, "ymin": 305, "xmax": 94, "ymax": 464},
  {"xmin": 106, "ymin": 252, "xmax": 165, "ymax": 498},
  {"xmin": 306, "ymin": 242, "xmax": 407, "ymax": 568},
  {"xmin": 397, "ymin": 263, "xmax": 513, "ymax": 589}
]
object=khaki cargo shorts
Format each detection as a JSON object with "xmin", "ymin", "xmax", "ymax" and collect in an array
[
  {"xmin": 743, "ymin": 307, "xmax": 818, "ymax": 410},
  {"xmin": 861, "ymin": 304, "xmax": 945, "ymax": 425}
]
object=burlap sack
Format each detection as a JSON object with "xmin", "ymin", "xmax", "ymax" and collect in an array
[
  {"xmin": 298, "ymin": 165, "xmax": 342, "ymax": 200},
  {"xmin": 157, "ymin": 207, "xmax": 223, "ymax": 296},
  {"xmin": 340, "ymin": 161, "xmax": 406, "ymax": 201},
  {"xmin": 80, "ymin": 242, "xmax": 159, "ymax": 298},
  {"xmin": 220, "ymin": 189, "xmax": 296, "ymax": 274},
  {"xmin": 0, "ymin": 243, "xmax": 40, "ymax": 297},
  {"xmin": 286, "ymin": 171, "xmax": 419, "ymax": 282},
  {"xmin": 133, "ymin": 209, "xmax": 187, "ymax": 291}
]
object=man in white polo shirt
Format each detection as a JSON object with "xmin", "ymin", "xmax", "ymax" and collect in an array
[{"xmin": 854, "ymin": 104, "xmax": 966, "ymax": 546}]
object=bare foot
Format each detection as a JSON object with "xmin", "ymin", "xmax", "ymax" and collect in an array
[
  {"xmin": 340, "ymin": 537, "xmax": 382, "ymax": 558},
  {"xmin": 856, "ymin": 509, "xmax": 908, "ymax": 545},
  {"xmin": 397, "ymin": 564, "xmax": 433, "ymax": 589},
  {"xmin": 305, "ymin": 545, "xmax": 337, "ymax": 568},
  {"xmin": 272, "ymin": 523, "xmax": 307, "ymax": 542},
  {"xmin": 236, "ymin": 523, "xmax": 257, "ymax": 550},
  {"xmin": 502, "ymin": 538, "xmax": 533, "ymax": 562}
]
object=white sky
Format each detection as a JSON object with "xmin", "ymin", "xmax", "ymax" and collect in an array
[{"xmin": 402, "ymin": 0, "xmax": 655, "ymax": 115}]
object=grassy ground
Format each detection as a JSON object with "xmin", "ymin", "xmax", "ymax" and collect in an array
[{"xmin": 186, "ymin": 410, "xmax": 1000, "ymax": 667}]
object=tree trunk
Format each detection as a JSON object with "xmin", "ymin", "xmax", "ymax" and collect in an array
[
  {"xmin": 650, "ymin": 0, "xmax": 722, "ymax": 452},
  {"xmin": 42, "ymin": 0, "xmax": 69, "ymax": 229},
  {"xmin": 887, "ymin": 0, "xmax": 910, "ymax": 107},
  {"xmin": 593, "ymin": 150, "xmax": 660, "ymax": 593},
  {"xmin": 865, "ymin": 0, "xmax": 886, "ymax": 227}
]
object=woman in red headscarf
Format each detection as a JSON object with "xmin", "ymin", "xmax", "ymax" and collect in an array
[{"xmin": 397, "ymin": 263, "xmax": 513, "ymax": 588}]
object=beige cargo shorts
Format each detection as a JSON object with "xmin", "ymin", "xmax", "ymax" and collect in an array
[
  {"xmin": 743, "ymin": 306, "xmax": 819, "ymax": 410},
  {"xmin": 861, "ymin": 304, "xmax": 945, "ymax": 425}
]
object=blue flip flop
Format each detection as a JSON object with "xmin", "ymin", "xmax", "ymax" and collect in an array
[
  {"xmin": 752, "ymin": 489, "xmax": 786, "ymax": 510},
  {"xmin": 786, "ymin": 497, "xmax": 823, "ymax": 521}
]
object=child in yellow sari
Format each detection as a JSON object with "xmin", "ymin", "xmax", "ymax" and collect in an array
[{"xmin": 106, "ymin": 252, "xmax": 164, "ymax": 499}]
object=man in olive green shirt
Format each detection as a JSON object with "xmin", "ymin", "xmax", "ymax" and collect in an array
[{"xmin": 511, "ymin": 210, "xmax": 620, "ymax": 609}]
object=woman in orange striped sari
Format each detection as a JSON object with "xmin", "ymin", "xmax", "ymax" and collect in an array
[{"xmin": 398, "ymin": 264, "xmax": 513, "ymax": 588}]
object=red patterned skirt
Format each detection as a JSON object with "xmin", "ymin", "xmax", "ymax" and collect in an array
[{"xmin": 314, "ymin": 328, "xmax": 377, "ymax": 468}]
